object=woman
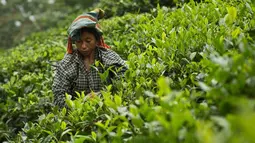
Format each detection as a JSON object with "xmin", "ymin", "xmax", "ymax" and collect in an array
[{"xmin": 52, "ymin": 9, "xmax": 127, "ymax": 108}]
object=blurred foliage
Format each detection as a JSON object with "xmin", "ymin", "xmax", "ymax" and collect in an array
[
  {"xmin": 0, "ymin": 0, "xmax": 96, "ymax": 49},
  {"xmin": 0, "ymin": 0, "xmax": 199, "ymax": 50},
  {"xmin": 95, "ymin": 0, "xmax": 201, "ymax": 18}
]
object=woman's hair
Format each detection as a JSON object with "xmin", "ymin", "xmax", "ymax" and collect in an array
[{"xmin": 79, "ymin": 27, "xmax": 101, "ymax": 41}]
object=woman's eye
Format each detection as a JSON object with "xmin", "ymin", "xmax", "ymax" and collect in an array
[
  {"xmin": 76, "ymin": 39, "xmax": 92, "ymax": 43},
  {"xmin": 76, "ymin": 40, "xmax": 82, "ymax": 43}
]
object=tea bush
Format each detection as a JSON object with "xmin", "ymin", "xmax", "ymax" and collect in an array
[
  {"xmin": 95, "ymin": 0, "xmax": 201, "ymax": 18},
  {"xmin": 0, "ymin": 0, "xmax": 255, "ymax": 142}
]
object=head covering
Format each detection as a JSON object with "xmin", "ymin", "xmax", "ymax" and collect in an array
[{"xmin": 67, "ymin": 8, "xmax": 110, "ymax": 54}]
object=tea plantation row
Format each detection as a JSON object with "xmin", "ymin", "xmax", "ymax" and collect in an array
[{"xmin": 0, "ymin": 0, "xmax": 255, "ymax": 142}]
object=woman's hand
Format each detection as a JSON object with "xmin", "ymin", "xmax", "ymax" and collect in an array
[{"xmin": 87, "ymin": 91, "xmax": 101, "ymax": 98}]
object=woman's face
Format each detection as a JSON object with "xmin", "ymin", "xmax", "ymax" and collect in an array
[{"xmin": 75, "ymin": 31, "xmax": 98, "ymax": 57}]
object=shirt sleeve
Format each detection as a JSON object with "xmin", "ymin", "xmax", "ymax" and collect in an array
[
  {"xmin": 100, "ymin": 48, "xmax": 128, "ymax": 80},
  {"xmin": 52, "ymin": 62, "xmax": 72, "ymax": 108}
]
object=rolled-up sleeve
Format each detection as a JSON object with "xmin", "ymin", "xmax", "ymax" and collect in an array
[
  {"xmin": 52, "ymin": 63, "xmax": 72, "ymax": 108},
  {"xmin": 100, "ymin": 48, "xmax": 128, "ymax": 80}
]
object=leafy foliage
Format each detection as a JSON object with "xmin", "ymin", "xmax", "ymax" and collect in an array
[
  {"xmin": 95, "ymin": 0, "xmax": 201, "ymax": 18},
  {"xmin": 0, "ymin": 0, "xmax": 95, "ymax": 49},
  {"xmin": 0, "ymin": 0, "xmax": 255, "ymax": 142},
  {"xmin": 0, "ymin": 0, "xmax": 194, "ymax": 50}
]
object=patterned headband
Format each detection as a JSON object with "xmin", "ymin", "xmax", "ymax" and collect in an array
[{"xmin": 67, "ymin": 8, "xmax": 110, "ymax": 54}]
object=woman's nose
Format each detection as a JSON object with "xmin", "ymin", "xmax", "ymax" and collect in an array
[{"xmin": 81, "ymin": 41, "xmax": 87, "ymax": 48}]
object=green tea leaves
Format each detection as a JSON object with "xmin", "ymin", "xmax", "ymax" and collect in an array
[
  {"xmin": 1, "ymin": 0, "xmax": 255, "ymax": 142},
  {"xmin": 224, "ymin": 6, "xmax": 237, "ymax": 25}
]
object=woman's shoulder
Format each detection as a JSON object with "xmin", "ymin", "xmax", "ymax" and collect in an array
[
  {"xmin": 98, "ymin": 47, "xmax": 117, "ymax": 55},
  {"xmin": 98, "ymin": 47, "xmax": 124, "ymax": 59},
  {"xmin": 98, "ymin": 47, "xmax": 126, "ymax": 66},
  {"xmin": 58, "ymin": 49, "xmax": 79, "ymax": 68}
]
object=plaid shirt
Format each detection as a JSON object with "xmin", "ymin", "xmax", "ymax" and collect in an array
[{"xmin": 52, "ymin": 47, "xmax": 127, "ymax": 108}]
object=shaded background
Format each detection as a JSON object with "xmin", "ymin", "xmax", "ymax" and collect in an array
[
  {"xmin": 0, "ymin": 0, "xmax": 197, "ymax": 51},
  {"xmin": 0, "ymin": 0, "xmax": 97, "ymax": 50}
]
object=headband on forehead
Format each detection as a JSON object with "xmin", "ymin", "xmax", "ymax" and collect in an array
[{"xmin": 67, "ymin": 8, "xmax": 110, "ymax": 54}]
